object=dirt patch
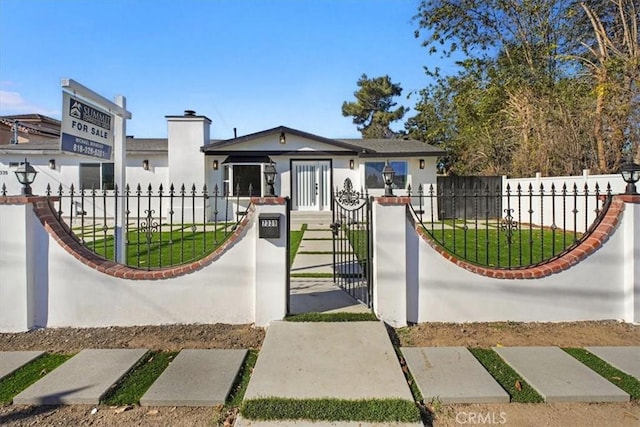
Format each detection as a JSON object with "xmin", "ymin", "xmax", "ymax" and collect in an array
[
  {"xmin": 0, "ymin": 323, "xmax": 265, "ymax": 353},
  {"xmin": 396, "ymin": 320, "xmax": 640, "ymax": 347},
  {"xmin": 1, "ymin": 321, "xmax": 639, "ymax": 426}
]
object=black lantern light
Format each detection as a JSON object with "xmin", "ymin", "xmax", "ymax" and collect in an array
[
  {"xmin": 14, "ymin": 158, "xmax": 38, "ymax": 196},
  {"xmin": 382, "ymin": 160, "xmax": 395, "ymax": 196},
  {"xmin": 264, "ymin": 162, "xmax": 277, "ymax": 196},
  {"xmin": 621, "ymin": 159, "xmax": 640, "ymax": 195}
]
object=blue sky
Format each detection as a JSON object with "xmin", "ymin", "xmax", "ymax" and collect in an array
[{"xmin": 0, "ymin": 0, "xmax": 454, "ymax": 139}]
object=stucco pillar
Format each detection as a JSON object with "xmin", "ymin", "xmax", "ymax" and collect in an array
[
  {"xmin": 372, "ymin": 196, "xmax": 413, "ymax": 327},
  {"xmin": 621, "ymin": 195, "xmax": 640, "ymax": 324},
  {"xmin": 252, "ymin": 197, "xmax": 288, "ymax": 326},
  {"xmin": 0, "ymin": 198, "xmax": 48, "ymax": 332}
]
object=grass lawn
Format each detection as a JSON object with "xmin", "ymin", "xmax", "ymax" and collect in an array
[
  {"xmin": 423, "ymin": 225, "xmax": 583, "ymax": 268},
  {"xmin": 82, "ymin": 226, "xmax": 232, "ymax": 268}
]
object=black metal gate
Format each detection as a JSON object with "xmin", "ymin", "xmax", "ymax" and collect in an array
[{"xmin": 331, "ymin": 179, "xmax": 373, "ymax": 307}]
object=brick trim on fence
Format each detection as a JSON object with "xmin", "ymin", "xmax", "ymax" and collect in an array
[
  {"xmin": 0, "ymin": 195, "xmax": 253, "ymax": 280},
  {"xmin": 415, "ymin": 196, "xmax": 629, "ymax": 279}
]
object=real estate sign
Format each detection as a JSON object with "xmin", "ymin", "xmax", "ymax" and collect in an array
[{"xmin": 60, "ymin": 92, "xmax": 114, "ymax": 160}]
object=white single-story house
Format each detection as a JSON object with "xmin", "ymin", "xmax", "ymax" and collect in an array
[{"xmin": 0, "ymin": 110, "xmax": 445, "ymax": 217}]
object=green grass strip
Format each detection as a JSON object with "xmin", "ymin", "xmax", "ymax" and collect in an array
[
  {"xmin": 102, "ymin": 351, "xmax": 177, "ymax": 405},
  {"xmin": 563, "ymin": 348, "xmax": 640, "ymax": 399},
  {"xmin": 469, "ymin": 348, "xmax": 543, "ymax": 403},
  {"xmin": 0, "ymin": 353, "xmax": 72, "ymax": 404},
  {"xmin": 290, "ymin": 273, "xmax": 333, "ymax": 278},
  {"xmin": 227, "ymin": 350, "xmax": 258, "ymax": 407},
  {"xmin": 289, "ymin": 224, "xmax": 306, "ymax": 264},
  {"xmin": 241, "ymin": 398, "xmax": 420, "ymax": 422},
  {"xmin": 285, "ymin": 312, "xmax": 378, "ymax": 322}
]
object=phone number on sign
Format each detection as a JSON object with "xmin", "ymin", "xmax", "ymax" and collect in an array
[{"xmin": 73, "ymin": 143, "xmax": 105, "ymax": 158}]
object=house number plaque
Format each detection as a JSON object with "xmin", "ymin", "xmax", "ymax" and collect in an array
[{"xmin": 258, "ymin": 213, "xmax": 281, "ymax": 238}]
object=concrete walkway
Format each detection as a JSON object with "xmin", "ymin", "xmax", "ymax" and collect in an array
[
  {"xmin": 244, "ymin": 321, "xmax": 412, "ymax": 401},
  {"xmin": 290, "ymin": 211, "xmax": 369, "ymax": 314}
]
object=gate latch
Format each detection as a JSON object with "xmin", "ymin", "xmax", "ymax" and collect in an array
[{"xmin": 329, "ymin": 221, "xmax": 340, "ymax": 236}]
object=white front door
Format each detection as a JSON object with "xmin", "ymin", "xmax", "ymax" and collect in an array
[{"xmin": 292, "ymin": 160, "xmax": 331, "ymax": 211}]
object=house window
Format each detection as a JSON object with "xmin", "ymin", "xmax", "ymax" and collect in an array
[
  {"xmin": 232, "ymin": 165, "xmax": 262, "ymax": 196},
  {"xmin": 79, "ymin": 163, "xmax": 114, "ymax": 190},
  {"xmin": 364, "ymin": 161, "xmax": 408, "ymax": 189}
]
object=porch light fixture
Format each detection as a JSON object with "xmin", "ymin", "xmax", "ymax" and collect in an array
[
  {"xmin": 349, "ymin": 159, "xmax": 355, "ymax": 170},
  {"xmin": 382, "ymin": 160, "xmax": 395, "ymax": 197},
  {"xmin": 49, "ymin": 159, "xmax": 56, "ymax": 170},
  {"xmin": 14, "ymin": 158, "xmax": 38, "ymax": 196},
  {"xmin": 142, "ymin": 159, "xmax": 150, "ymax": 170},
  {"xmin": 419, "ymin": 159, "xmax": 425, "ymax": 169},
  {"xmin": 212, "ymin": 160, "xmax": 219, "ymax": 170},
  {"xmin": 264, "ymin": 162, "xmax": 277, "ymax": 196},
  {"xmin": 621, "ymin": 159, "xmax": 640, "ymax": 195},
  {"xmin": 279, "ymin": 132, "xmax": 286, "ymax": 144}
]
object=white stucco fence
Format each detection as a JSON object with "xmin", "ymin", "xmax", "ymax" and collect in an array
[
  {"xmin": 0, "ymin": 197, "xmax": 287, "ymax": 332},
  {"xmin": 372, "ymin": 196, "xmax": 640, "ymax": 327}
]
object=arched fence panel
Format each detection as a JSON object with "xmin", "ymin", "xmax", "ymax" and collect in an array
[
  {"xmin": 407, "ymin": 181, "xmax": 613, "ymax": 269},
  {"xmin": 21, "ymin": 182, "xmax": 256, "ymax": 269}
]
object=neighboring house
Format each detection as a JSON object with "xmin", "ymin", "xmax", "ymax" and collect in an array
[
  {"xmin": 0, "ymin": 110, "xmax": 445, "ymax": 217},
  {"xmin": 0, "ymin": 114, "xmax": 61, "ymax": 146}
]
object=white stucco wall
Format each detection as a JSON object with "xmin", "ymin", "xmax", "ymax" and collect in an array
[
  {"xmin": 372, "ymin": 197, "xmax": 639, "ymax": 326},
  {"xmin": 0, "ymin": 199, "xmax": 288, "ymax": 331}
]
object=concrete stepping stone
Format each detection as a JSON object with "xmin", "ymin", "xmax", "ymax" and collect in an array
[
  {"xmin": 0, "ymin": 351, "xmax": 44, "ymax": 380},
  {"xmin": 494, "ymin": 346, "xmax": 629, "ymax": 402},
  {"xmin": 244, "ymin": 321, "xmax": 413, "ymax": 401},
  {"xmin": 302, "ymin": 230, "xmax": 334, "ymax": 239},
  {"xmin": 585, "ymin": 346, "xmax": 640, "ymax": 379},
  {"xmin": 401, "ymin": 347, "xmax": 509, "ymax": 403},
  {"xmin": 289, "ymin": 280, "xmax": 369, "ymax": 314},
  {"xmin": 13, "ymin": 348, "xmax": 148, "ymax": 405},
  {"xmin": 291, "ymin": 254, "xmax": 334, "ymax": 274},
  {"xmin": 297, "ymin": 238, "xmax": 334, "ymax": 252},
  {"xmin": 140, "ymin": 349, "xmax": 247, "ymax": 406}
]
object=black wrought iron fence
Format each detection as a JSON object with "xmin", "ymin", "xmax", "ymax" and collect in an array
[
  {"xmin": 407, "ymin": 181, "xmax": 613, "ymax": 269},
  {"xmin": 36, "ymin": 182, "xmax": 254, "ymax": 269}
]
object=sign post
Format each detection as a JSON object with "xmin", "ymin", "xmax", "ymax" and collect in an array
[{"xmin": 60, "ymin": 79, "xmax": 131, "ymax": 264}]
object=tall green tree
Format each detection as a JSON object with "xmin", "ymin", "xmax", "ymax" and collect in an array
[
  {"xmin": 409, "ymin": 0, "xmax": 638, "ymax": 176},
  {"xmin": 342, "ymin": 74, "xmax": 407, "ymax": 138}
]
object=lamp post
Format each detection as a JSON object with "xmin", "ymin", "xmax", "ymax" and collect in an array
[
  {"xmin": 264, "ymin": 162, "xmax": 277, "ymax": 196},
  {"xmin": 14, "ymin": 158, "xmax": 38, "ymax": 196},
  {"xmin": 621, "ymin": 159, "xmax": 640, "ymax": 195},
  {"xmin": 382, "ymin": 161, "xmax": 395, "ymax": 196}
]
